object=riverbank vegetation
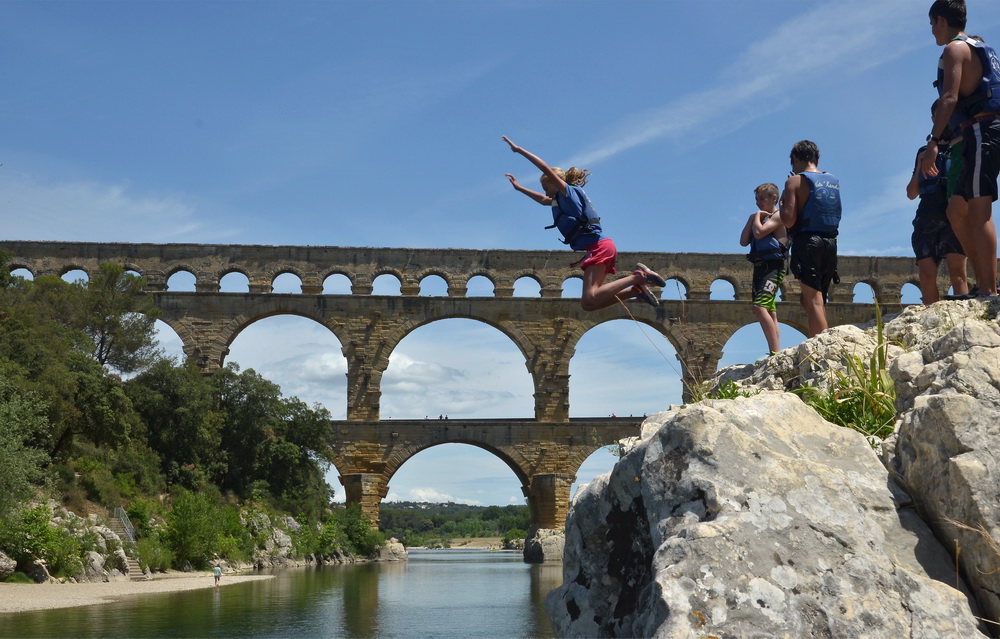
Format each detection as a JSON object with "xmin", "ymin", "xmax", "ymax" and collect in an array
[{"xmin": 0, "ymin": 255, "xmax": 384, "ymax": 580}]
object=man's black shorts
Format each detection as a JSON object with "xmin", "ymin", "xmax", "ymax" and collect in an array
[
  {"xmin": 955, "ymin": 117, "xmax": 1000, "ymax": 202},
  {"xmin": 790, "ymin": 233, "xmax": 839, "ymax": 301},
  {"xmin": 912, "ymin": 215, "xmax": 964, "ymax": 263}
]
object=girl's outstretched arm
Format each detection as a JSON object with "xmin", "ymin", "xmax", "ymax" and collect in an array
[
  {"xmin": 506, "ymin": 173, "xmax": 552, "ymax": 205},
  {"xmin": 502, "ymin": 136, "xmax": 567, "ymax": 194}
]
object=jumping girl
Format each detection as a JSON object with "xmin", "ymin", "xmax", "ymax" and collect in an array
[{"xmin": 502, "ymin": 136, "xmax": 665, "ymax": 310}]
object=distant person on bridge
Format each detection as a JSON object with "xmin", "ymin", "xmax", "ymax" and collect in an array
[
  {"xmin": 740, "ymin": 182, "xmax": 787, "ymax": 356},
  {"xmin": 502, "ymin": 136, "xmax": 665, "ymax": 310},
  {"xmin": 779, "ymin": 140, "xmax": 841, "ymax": 338}
]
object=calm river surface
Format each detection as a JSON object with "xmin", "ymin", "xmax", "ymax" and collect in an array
[{"xmin": 0, "ymin": 550, "xmax": 560, "ymax": 639}]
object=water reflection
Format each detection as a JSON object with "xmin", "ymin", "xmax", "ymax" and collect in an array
[{"xmin": 0, "ymin": 550, "xmax": 557, "ymax": 639}]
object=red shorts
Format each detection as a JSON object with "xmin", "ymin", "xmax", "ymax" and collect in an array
[{"xmin": 572, "ymin": 237, "xmax": 617, "ymax": 274}]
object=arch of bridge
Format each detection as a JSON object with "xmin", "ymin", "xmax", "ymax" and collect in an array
[
  {"xmin": 327, "ymin": 417, "xmax": 640, "ymax": 527},
  {"xmin": 354, "ymin": 435, "xmax": 608, "ymax": 486}
]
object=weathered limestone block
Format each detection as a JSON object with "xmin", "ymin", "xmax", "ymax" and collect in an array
[
  {"xmin": 546, "ymin": 394, "xmax": 985, "ymax": 638},
  {"xmin": 709, "ymin": 321, "xmax": 900, "ymax": 396},
  {"xmin": 524, "ymin": 528, "xmax": 564, "ymax": 564},
  {"xmin": 887, "ymin": 309, "xmax": 1000, "ymax": 627},
  {"xmin": 20, "ymin": 559, "xmax": 53, "ymax": 584},
  {"xmin": 379, "ymin": 537, "xmax": 408, "ymax": 561},
  {"xmin": 77, "ymin": 550, "xmax": 109, "ymax": 583},
  {"xmin": 0, "ymin": 551, "xmax": 16, "ymax": 581}
]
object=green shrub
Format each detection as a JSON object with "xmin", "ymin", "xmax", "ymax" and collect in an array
[
  {"xmin": 334, "ymin": 504, "xmax": 385, "ymax": 557},
  {"xmin": 0, "ymin": 504, "xmax": 83, "ymax": 577},
  {"xmin": 215, "ymin": 534, "xmax": 249, "ymax": 563},
  {"xmin": 126, "ymin": 496, "xmax": 162, "ymax": 539},
  {"xmin": 709, "ymin": 379, "xmax": 758, "ymax": 400},
  {"xmin": 136, "ymin": 534, "xmax": 173, "ymax": 572},
  {"xmin": 289, "ymin": 522, "xmax": 319, "ymax": 558},
  {"xmin": 3, "ymin": 572, "xmax": 34, "ymax": 583},
  {"xmin": 315, "ymin": 517, "xmax": 348, "ymax": 557},
  {"xmin": 0, "ymin": 505, "xmax": 59, "ymax": 564},
  {"xmin": 47, "ymin": 530, "xmax": 84, "ymax": 578},
  {"xmin": 794, "ymin": 305, "xmax": 895, "ymax": 442},
  {"xmin": 502, "ymin": 528, "xmax": 526, "ymax": 546},
  {"xmin": 165, "ymin": 489, "xmax": 222, "ymax": 568}
]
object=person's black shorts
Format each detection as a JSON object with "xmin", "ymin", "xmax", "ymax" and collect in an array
[
  {"xmin": 790, "ymin": 233, "xmax": 839, "ymax": 301},
  {"xmin": 751, "ymin": 259, "xmax": 785, "ymax": 311},
  {"xmin": 955, "ymin": 117, "xmax": 1000, "ymax": 202},
  {"xmin": 912, "ymin": 215, "xmax": 964, "ymax": 263}
]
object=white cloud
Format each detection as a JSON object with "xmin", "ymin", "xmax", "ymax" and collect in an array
[
  {"xmin": 0, "ymin": 171, "xmax": 240, "ymax": 243},
  {"xmin": 390, "ymin": 487, "xmax": 481, "ymax": 506},
  {"xmin": 572, "ymin": 3, "xmax": 920, "ymax": 167}
]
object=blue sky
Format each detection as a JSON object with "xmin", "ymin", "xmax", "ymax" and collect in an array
[{"xmin": 6, "ymin": 0, "xmax": 1000, "ymax": 506}]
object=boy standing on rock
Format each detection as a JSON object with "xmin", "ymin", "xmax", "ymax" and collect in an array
[{"xmin": 740, "ymin": 182, "xmax": 787, "ymax": 356}]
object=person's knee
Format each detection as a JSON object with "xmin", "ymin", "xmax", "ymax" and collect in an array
[{"xmin": 580, "ymin": 294, "xmax": 602, "ymax": 311}]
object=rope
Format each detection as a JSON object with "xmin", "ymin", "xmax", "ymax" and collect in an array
[{"xmin": 614, "ymin": 293, "xmax": 682, "ymax": 377}]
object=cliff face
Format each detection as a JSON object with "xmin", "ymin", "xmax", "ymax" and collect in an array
[{"xmin": 546, "ymin": 300, "xmax": 1000, "ymax": 638}]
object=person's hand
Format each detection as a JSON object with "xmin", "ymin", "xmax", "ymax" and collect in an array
[
  {"xmin": 502, "ymin": 136, "xmax": 520, "ymax": 153},
  {"xmin": 919, "ymin": 143, "xmax": 939, "ymax": 178},
  {"xmin": 505, "ymin": 173, "xmax": 520, "ymax": 189}
]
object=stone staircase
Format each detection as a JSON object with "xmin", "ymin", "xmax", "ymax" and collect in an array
[
  {"xmin": 107, "ymin": 516, "xmax": 131, "ymax": 541},
  {"xmin": 123, "ymin": 556, "xmax": 144, "ymax": 580},
  {"xmin": 108, "ymin": 508, "xmax": 145, "ymax": 581}
]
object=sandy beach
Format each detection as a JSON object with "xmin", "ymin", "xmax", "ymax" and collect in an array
[
  {"xmin": 446, "ymin": 537, "xmax": 503, "ymax": 549},
  {"xmin": 0, "ymin": 571, "xmax": 274, "ymax": 615},
  {"xmin": 0, "ymin": 539, "xmax": 508, "ymax": 615}
]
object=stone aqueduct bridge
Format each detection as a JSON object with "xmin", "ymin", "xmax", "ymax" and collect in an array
[{"xmin": 1, "ymin": 241, "xmax": 920, "ymax": 529}]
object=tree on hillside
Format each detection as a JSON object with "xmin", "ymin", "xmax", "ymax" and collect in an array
[
  {"xmin": 0, "ymin": 364, "xmax": 50, "ymax": 519},
  {"xmin": 212, "ymin": 365, "xmax": 334, "ymax": 517},
  {"xmin": 79, "ymin": 263, "xmax": 161, "ymax": 375},
  {"xmin": 125, "ymin": 360, "xmax": 222, "ymax": 488},
  {"xmin": 0, "ymin": 274, "xmax": 140, "ymax": 458}
]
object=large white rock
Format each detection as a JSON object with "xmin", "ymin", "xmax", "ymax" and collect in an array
[
  {"xmin": 546, "ymin": 393, "xmax": 985, "ymax": 638},
  {"xmin": 378, "ymin": 537, "xmax": 408, "ymax": 562},
  {"xmin": 886, "ymin": 302, "xmax": 1000, "ymax": 627},
  {"xmin": 524, "ymin": 528, "xmax": 564, "ymax": 564}
]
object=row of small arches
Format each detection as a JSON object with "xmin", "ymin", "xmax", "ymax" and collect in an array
[{"xmin": 14, "ymin": 267, "xmax": 926, "ymax": 304}]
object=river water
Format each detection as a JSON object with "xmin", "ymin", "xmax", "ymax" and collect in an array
[{"xmin": 0, "ymin": 550, "xmax": 562, "ymax": 638}]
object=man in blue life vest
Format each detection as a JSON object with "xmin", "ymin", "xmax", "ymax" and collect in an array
[
  {"xmin": 920, "ymin": 0, "xmax": 1000, "ymax": 297},
  {"xmin": 779, "ymin": 140, "xmax": 841, "ymax": 338}
]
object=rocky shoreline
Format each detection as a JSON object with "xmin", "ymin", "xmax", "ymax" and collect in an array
[{"xmin": 545, "ymin": 300, "xmax": 1000, "ymax": 637}]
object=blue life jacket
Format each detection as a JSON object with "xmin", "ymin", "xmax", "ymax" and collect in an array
[
  {"xmin": 792, "ymin": 172, "xmax": 841, "ymax": 238},
  {"xmin": 748, "ymin": 216, "xmax": 786, "ymax": 262},
  {"xmin": 547, "ymin": 185, "xmax": 603, "ymax": 250},
  {"xmin": 916, "ymin": 145, "xmax": 949, "ymax": 197},
  {"xmin": 936, "ymin": 35, "xmax": 1000, "ymax": 127}
]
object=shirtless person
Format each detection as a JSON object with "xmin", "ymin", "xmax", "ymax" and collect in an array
[
  {"xmin": 779, "ymin": 140, "xmax": 841, "ymax": 338},
  {"xmin": 921, "ymin": 0, "xmax": 1000, "ymax": 296}
]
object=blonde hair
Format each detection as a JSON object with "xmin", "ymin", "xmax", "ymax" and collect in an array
[
  {"xmin": 754, "ymin": 182, "xmax": 779, "ymax": 199},
  {"xmin": 547, "ymin": 166, "xmax": 591, "ymax": 187}
]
